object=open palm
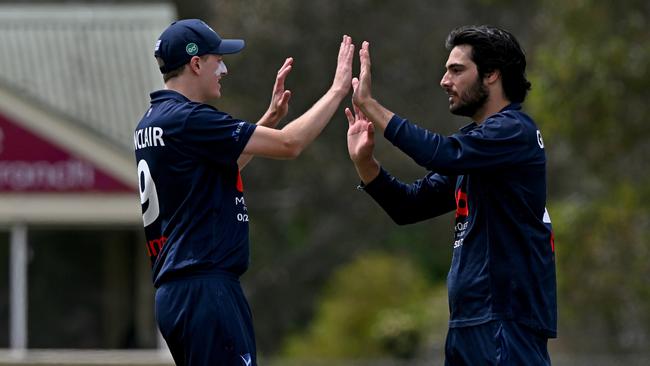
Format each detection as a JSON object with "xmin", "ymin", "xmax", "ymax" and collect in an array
[
  {"xmin": 267, "ymin": 57, "xmax": 293, "ymax": 126},
  {"xmin": 346, "ymin": 104, "xmax": 375, "ymax": 163}
]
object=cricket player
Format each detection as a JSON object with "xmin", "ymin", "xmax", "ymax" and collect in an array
[
  {"xmin": 134, "ymin": 19, "xmax": 354, "ymax": 365},
  {"xmin": 346, "ymin": 26, "xmax": 557, "ymax": 365}
]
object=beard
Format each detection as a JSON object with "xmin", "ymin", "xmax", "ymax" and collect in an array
[{"xmin": 449, "ymin": 76, "xmax": 489, "ymax": 118}]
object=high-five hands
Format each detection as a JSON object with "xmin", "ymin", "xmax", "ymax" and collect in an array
[
  {"xmin": 346, "ymin": 78, "xmax": 375, "ymax": 164},
  {"xmin": 347, "ymin": 40, "xmax": 394, "ymax": 133},
  {"xmin": 346, "ymin": 77, "xmax": 380, "ymax": 183},
  {"xmin": 331, "ymin": 35, "xmax": 355, "ymax": 97},
  {"xmin": 347, "ymin": 40, "xmax": 375, "ymax": 163},
  {"xmin": 345, "ymin": 40, "xmax": 385, "ymax": 183},
  {"xmin": 266, "ymin": 57, "xmax": 294, "ymax": 127},
  {"xmin": 352, "ymin": 41, "xmax": 372, "ymax": 106}
]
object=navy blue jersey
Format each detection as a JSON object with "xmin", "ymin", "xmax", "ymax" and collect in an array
[
  {"xmin": 362, "ymin": 104, "xmax": 557, "ymax": 337},
  {"xmin": 134, "ymin": 90, "xmax": 256, "ymax": 287}
]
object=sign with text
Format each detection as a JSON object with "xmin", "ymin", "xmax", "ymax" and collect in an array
[{"xmin": 0, "ymin": 113, "xmax": 134, "ymax": 193}]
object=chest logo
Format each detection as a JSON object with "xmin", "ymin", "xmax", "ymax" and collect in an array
[{"xmin": 536, "ymin": 130, "xmax": 545, "ymax": 149}]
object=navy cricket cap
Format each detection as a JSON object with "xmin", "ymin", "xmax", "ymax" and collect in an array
[{"xmin": 154, "ymin": 19, "xmax": 245, "ymax": 73}]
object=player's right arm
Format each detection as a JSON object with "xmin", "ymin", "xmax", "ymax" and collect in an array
[{"xmin": 241, "ymin": 35, "xmax": 354, "ymax": 159}]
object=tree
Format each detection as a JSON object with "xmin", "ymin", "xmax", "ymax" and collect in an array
[
  {"xmin": 528, "ymin": 0, "xmax": 650, "ymax": 352},
  {"xmin": 280, "ymin": 252, "xmax": 448, "ymax": 360}
]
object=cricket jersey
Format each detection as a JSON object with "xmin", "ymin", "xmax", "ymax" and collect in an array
[
  {"xmin": 134, "ymin": 90, "xmax": 256, "ymax": 287},
  {"xmin": 361, "ymin": 103, "xmax": 557, "ymax": 337}
]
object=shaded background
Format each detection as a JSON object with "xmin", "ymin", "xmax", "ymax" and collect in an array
[{"xmin": 0, "ymin": 0, "xmax": 649, "ymax": 364}]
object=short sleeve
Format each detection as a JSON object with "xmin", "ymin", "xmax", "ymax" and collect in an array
[{"xmin": 178, "ymin": 105, "xmax": 256, "ymax": 165}]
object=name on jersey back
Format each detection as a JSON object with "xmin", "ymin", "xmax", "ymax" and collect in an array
[{"xmin": 134, "ymin": 127, "xmax": 165, "ymax": 150}]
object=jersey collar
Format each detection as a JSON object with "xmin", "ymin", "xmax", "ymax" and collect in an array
[
  {"xmin": 150, "ymin": 89, "xmax": 192, "ymax": 103},
  {"xmin": 502, "ymin": 102, "xmax": 521, "ymax": 112},
  {"xmin": 459, "ymin": 103, "xmax": 522, "ymax": 133}
]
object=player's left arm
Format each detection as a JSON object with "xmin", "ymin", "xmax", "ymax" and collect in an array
[{"xmin": 238, "ymin": 57, "xmax": 293, "ymax": 169}]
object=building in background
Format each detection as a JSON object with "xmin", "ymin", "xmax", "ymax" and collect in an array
[{"xmin": 0, "ymin": 3, "xmax": 173, "ymax": 354}]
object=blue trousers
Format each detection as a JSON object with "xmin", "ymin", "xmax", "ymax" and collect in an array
[
  {"xmin": 445, "ymin": 320, "xmax": 551, "ymax": 365},
  {"xmin": 155, "ymin": 273, "xmax": 256, "ymax": 366}
]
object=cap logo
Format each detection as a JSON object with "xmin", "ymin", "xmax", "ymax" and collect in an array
[{"xmin": 186, "ymin": 42, "xmax": 198, "ymax": 55}]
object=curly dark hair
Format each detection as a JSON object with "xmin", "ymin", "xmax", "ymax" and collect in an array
[{"xmin": 446, "ymin": 25, "xmax": 531, "ymax": 103}]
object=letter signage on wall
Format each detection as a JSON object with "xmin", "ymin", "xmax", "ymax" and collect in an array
[{"xmin": 0, "ymin": 113, "xmax": 134, "ymax": 193}]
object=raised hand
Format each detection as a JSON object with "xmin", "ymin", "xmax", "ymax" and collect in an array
[
  {"xmin": 346, "ymin": 79, "xmax": 375, "ymax": 164},
  {"xmin": 352, "ymin": 41, "xmax": 372, "ymax": 106},
  {"xmin": 330, "ymin": 35, "xmax": 355, "ymax": 97},
  {"xmin": 265, "ymin": 57, "xmax": 293, "ymax": 127}
]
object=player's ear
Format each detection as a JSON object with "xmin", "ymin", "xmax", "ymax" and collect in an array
[
  {"xmin": 484, "ymin": 69, "xmax": 500, "ymax": 85},
  {"xmin": 188, "ymin": 56, "xmax": 202, "ymax": 75}
]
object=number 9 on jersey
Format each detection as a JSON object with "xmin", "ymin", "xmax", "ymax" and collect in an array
[{"xmin": 138, "ymin": 159, "xmax": 160, "ymax": 226}]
